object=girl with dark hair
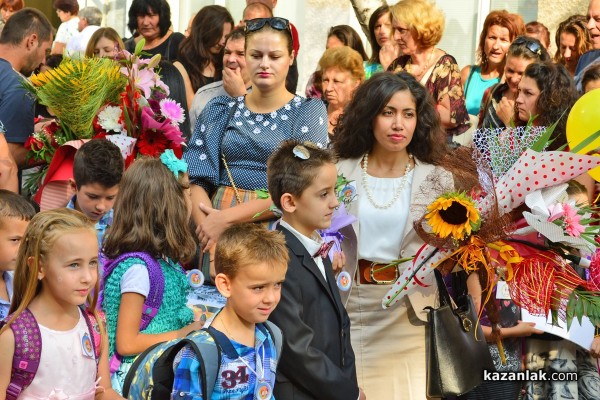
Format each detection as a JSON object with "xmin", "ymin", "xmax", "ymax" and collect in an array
[
  {"xmin": 515, "ymin": 61, "xmax": 578, "ymax": 151},
  {"xmin": 124, "ymin": 0, "xmax": 184, "ymax": 63},
  {"xmin": 52, "ymin": 0, "xmax": 80, "ymax": 55},
  {"xmin": 333, "ymin": 71, "xmax": 454, "ymax": 399},
  {"xmin": 367, "ymin": 5, "xmax": 399, "ymax": 75},
  {"xmin": 478, "ymin": 36, "xmax": 550, "ymax": 129},
  {"xmin": 175, "ymin": 5, "xmax": 234, "ymax": 107}
]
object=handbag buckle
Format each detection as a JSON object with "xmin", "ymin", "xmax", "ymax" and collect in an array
[
  {"xmin": 461, "ymin": 316, "xmax": 473, "ymax": 332},
  {"xmin": 370, "ymin": 262, "xmax": 399, "ymax": 284}
]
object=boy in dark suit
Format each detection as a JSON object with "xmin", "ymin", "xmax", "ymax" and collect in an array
[{"xmin": 267, "ymin": 140, "xmax": 364, "ymax": 400}]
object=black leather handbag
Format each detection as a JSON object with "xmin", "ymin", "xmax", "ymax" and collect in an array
[{"xmin": 425, "ymin": 270, "xmax": 495, "ymax": 398}]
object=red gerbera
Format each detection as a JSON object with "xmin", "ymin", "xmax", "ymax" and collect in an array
[{"xmin": 137, "ymin": 129, "xmax": 168, "ymax": 157}]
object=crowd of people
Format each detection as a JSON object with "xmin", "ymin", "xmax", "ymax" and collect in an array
[{"xmin": 1, "ymin": 0, "xmax": 600, "ymax": 399}]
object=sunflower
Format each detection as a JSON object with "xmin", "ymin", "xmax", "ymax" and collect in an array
[{"xmin": 425, "ymin": 192, "xmax": 481, "ymax": 241}]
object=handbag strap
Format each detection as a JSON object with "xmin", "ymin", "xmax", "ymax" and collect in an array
[
  {"xmin": 434, "ymin": 269, "xmax": 453, "ymax": 308},
  {"xmin": 221, "ymin": 103, "xmax": 243, "ymax": 204}
]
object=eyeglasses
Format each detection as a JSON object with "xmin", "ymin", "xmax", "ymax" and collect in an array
[
  {"xmin": 245, "ymin": 17, "xmax": 291, "ymax": 34},
  {"xmin": 512, "ymin": 36, "xmax": 542, "ymax": 56}
]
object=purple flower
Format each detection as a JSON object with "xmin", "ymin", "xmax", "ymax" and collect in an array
[{"xmin": 160, "ymin": 99, "xmax": 185, "ymax": 125}]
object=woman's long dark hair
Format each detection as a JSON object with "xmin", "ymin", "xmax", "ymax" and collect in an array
[
  {"xmin": 332, "ymin": 72, "xmax": 448, "ymax": 164},
  {"xmin": 368, "ymin": 5, "xmax": 390, "ymax": 65},
  {"xmin": 178, "ymin": 5, "xmax": 234, "ymax": 92}
]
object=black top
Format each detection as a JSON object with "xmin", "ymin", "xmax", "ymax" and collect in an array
[{"xmin": 125, "ymin": 32, "xmax": 185, "ymax": 63}]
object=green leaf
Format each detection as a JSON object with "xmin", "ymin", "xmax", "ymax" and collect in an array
[
  {"xmin": 566, "ymin": 293, "xmax": 576, "ymax": 330},
  {"xmin": 530, "ymin": 114, "xmax": 561, "ymax": 152},
  {"xmin": 255, "ymin": 188, "xmax": 269, "ymax": 199},
  {"xmin": 569, "ymin": 128, "xmax": 600, "ymax": 154},
  {"xmin": 134, "ymin": 38, "xmax": 145, "ymax": 56},
  {"xmin": 575, "ymin": 297, "xmax": 584, "ymax": 325}
]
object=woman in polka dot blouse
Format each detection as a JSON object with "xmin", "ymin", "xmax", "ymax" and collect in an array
[{"xmin": 184, "ymin": 17, "xmax": 328, "ymax": 277}]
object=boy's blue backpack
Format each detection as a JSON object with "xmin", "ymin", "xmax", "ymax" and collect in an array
[{"xmin": 122, "ymin": 321, "xmax": 282, "ymax": 400}]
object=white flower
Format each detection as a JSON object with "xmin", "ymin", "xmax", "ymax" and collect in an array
[
  {"xmin": 200, "ymin": 124, "xmax": 206, "ymax": 132},
  {"xmin": 97, "ymin": 106, "xmax": 125, "ymax": 133},
  {"xmin": 253, "ymin": 127, "xmax": 261, "ymax": 134},
  {"xmin": 319, "ymin": 117, "xmax": 324, "ymax": 125},
  {"xmin": 234, "ymin": 111, "xmax": 241, "ymax": 118},
  {"xmin": 263, "ymin": 121, "xmax": 269, "ymax": 126},
  {"xmin": 284, "ymin": 104, "xmax": 291, "ymax": 110},
  {"xmin": 281, "ymin": 115, "xmax": 289, "ymax": 121},
  {"xmin": 195, "ymin": 139, "xmax": 203, "ymax": 146},
  {"xmin": 238, "ymin": 102, "xmax": 244, "ymax": 109},
  {"xmin": 244, "ymin": 110, "xmax": 251, "ymax": 117},
  {"xmin": 271, "ymin": 125, "xmax": 277, "ymax": 131},
  {"xmin": 228, "ymin": 101, "xmax": 235, "ymax": 107},
  {"xmin": 236, "ymin": 121, "xmax": 243, "ymax": 126},
  {"xmin": 270, "ymin": 111, "xmax": 277, "ymax": 118},
  {"xmin": 301, "ymin": 126, "xmax": 309, "ymax": 133},
  {"xmin": 256, "ymin": 115, "xmax": 264, "ymax": 122},
  {"xmin": 248, "ymin": 120, "xmax": 255, "ymax": 125},
  {"xmin": 199, "ymin": 153, "xmax": 207, "ymax": 160}
]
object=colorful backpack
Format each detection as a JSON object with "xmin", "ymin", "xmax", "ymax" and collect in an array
[
  {"xmin": 102, "ymin": 251, "xmax": 165, "ymax": 372},
  {"xmin": 122, "ymin": 321, "xmax": 283, "ymax": 400},
  {"xmin": 0, "ymin": 307, "xmax": 102, "ymax": 400}
]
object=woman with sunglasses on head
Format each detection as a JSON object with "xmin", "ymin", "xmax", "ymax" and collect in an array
[
  {"xmin": 332, "ymin": 71, "xmax": 455, "ymax": 400},
  {"xmin": 185, "ymin": 17, "xmax": 328, "ymax": 278},
  {"xmin": 389, "ymin": 0, "xmax": 470, "ymax": 139},
  {"xmin": 477, "ymin": 36, "xmax": 550, "ymax": 130}
]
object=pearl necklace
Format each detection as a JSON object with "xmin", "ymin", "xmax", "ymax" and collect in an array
[{"xmin": 362, "ymin": 152, "xmax": 413, "ymax": 209}]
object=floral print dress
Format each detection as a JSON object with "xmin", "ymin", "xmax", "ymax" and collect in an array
[{"xmin": 389, "ymin": 53, "xmax": 470, "ymax": 136}]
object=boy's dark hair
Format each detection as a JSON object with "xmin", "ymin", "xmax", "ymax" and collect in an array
[
  {"xmin": 267, "ymin": 140, "xmax": 336, "ymax": 210},
  {"xmin": 215, "ymin": 223, "xmax": 288, "ymax": 279},
  {"xmin": 73, "ymin": 139, "xmax": 124, "ymax": 189},
  {"xmin": 0, "ymin": 189, "xmax": 36, "ymax": 227},
  {"xmin": 582, "ymin": 63, "xmax": 600, "ymax": 92}
]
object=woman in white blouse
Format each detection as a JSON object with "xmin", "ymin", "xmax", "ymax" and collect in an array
[
  {"xmin": 332, "ymin": 71, "xmax": 455, "ymax": 400},
  {"xmin": 52, "ymin": 0, "xmax": 80, "ymax": 55}
]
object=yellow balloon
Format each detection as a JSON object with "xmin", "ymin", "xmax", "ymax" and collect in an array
[{"xmin": 566, "ymin": 89, "xmax": 600, "ymax": 181}]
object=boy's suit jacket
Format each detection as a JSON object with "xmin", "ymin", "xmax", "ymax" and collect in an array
[
  {"xmin": 269, "ymin": 225, "xmax": 359, "ymax": 400},
  {"xmin": 337, "ymin": 157, "xmax": 455, "ymax": 321}
]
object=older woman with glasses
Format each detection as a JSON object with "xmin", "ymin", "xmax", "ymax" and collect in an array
[
  {"xmin": 389, "ymin": 0, "xmax": 470, "ymax": 138},
  {"xmin": 185, "ymin": 17, "xmax": 328, "ymax": 278}
]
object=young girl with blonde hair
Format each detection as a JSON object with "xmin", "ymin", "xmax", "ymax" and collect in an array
[
  {"xmin": 0, "ymin": 208, "xmax": 121, "ymax": 399},
  {"xmin": 101, "ymin": 153, "xmax": 202, "ymax": 393}
]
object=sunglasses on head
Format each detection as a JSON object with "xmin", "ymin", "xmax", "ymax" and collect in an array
[
  {"xmin": 245, "ymin": 17, "xmax": 291, "ymax": 34},
  {"xmin": 513, "ymin": 36, "xmax": 542, "ymax": 56}
]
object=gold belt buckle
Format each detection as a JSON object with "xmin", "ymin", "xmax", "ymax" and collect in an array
[{"xmin": 369, "ymin": 262, "xmax": 399, "ymax": 284}]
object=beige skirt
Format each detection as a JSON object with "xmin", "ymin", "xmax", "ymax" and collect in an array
[{"xmin": 347, "ymin": 282, "xmax": 433, "ymax": 400}]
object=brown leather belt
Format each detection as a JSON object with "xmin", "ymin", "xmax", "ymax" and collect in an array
[{"xmin": 358, "ymin": 259, "xmax": 399, "ymax": 284}]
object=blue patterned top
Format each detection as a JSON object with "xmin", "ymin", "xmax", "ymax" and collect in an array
[
  {"xmin": 172, "ymin": 324, "xmax": 278, "ymax": 399},
  {"xmin": 185, "ymin": 95, "xmax": 328, "ymax": 195}
]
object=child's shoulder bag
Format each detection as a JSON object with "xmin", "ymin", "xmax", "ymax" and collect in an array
[
  {"xmin": 0, "ymin": 307, "xmax": 101, "ymax": 400},
  {"xmin": 122, "ymin": 320, "xmax": 282, "ymax": 400}
]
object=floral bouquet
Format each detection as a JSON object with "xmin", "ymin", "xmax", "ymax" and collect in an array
[
  {"xmin": 381, "ymin": 126, "xmax": 600, "ymax": 334},
  {"xmin": 23, "ymin": 57, "xmax": 126, "ymax": 196},
  {"xmin": 25, "ymin": 40, "xmax": 187, "ymax": 209}
]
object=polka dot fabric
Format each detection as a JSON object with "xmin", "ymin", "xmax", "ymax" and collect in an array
[{"xmin": 185, "ymin": 95, "xmax": 328, "ymax": 194}]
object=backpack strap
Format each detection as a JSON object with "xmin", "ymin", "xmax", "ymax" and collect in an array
[
  {"xmin": 263, "ymin": 320, "xmax": 283, "ymax": 359},
  {"xmin": 104, "ymin": 252, "xmax": 164, "ymax": 374},
  {"xmin": 80, "ymin": 307, "xmax": 103, "ymax": 366},
  {"xmin": 1, "ymin": 309, "xmax": 42, "ymax": 400},
  {"xmin": 185, "ymin": 328, "xmax": 221, "ymax": 400},
  {"xmin": 103, "ymin": 252, "xmax": 164, "ymax": 331}
]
